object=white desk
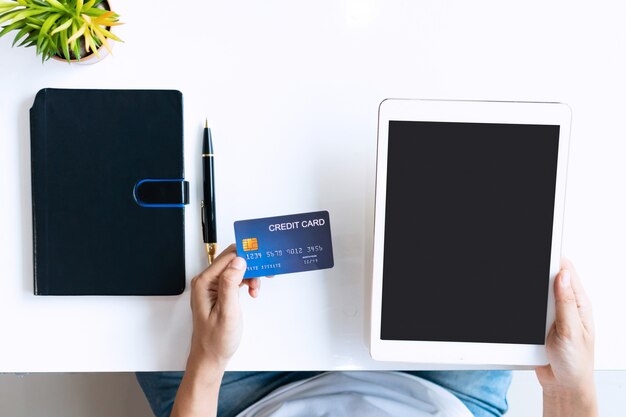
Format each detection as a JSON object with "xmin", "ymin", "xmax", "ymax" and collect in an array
[{"xmin": 1, "ymin": 0, "xmax": 625, "ymax": 371}]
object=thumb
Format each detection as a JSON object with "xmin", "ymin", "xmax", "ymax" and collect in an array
[
  {"xmin": 554, "ymin": 269, "xmax": 581, "ymax": 338},
  {"xmin": 217, "ymin": 257, "xmax": 247, "ymax": 315}
]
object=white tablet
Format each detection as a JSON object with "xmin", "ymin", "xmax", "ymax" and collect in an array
[{"xmin": 370, "ymin": 99, "xmax": 571, "ymax": 366}]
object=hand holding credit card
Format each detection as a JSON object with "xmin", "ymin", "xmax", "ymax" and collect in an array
[{"xmin": 234, "ymin": 211, "xmax": 334, "ymax": 279}]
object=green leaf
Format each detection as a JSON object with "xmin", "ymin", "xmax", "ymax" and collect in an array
[
  {"xmin": 83, "ymin": 7, "xmax": 108, "ymax": 17},
  {"xmin": 39, "ymin": 11, "xmax": 60, "ymax": 34},
  {"xmin": 37, "ymin": 36, "xmax": 47, "ymax": 55},
  {"xmin": 82, "ymin": 0, "xmax": 95, "ymax": 11},
  {"xmin": 84, "ymin": 28, "xmax": 96, "ymax": 55},
  {"xmin": 11, "ymin": 8, "xmax": 46, "ymax": 23},
  {"xmin": 25, "ymin": 13, "xmax": 45, "ymax": 22},
  {"xmin": 35, "ymin": 26, "xmax": 45, "ymax": 50},
  {"xmin": 90, "ymin": 23, "xmax": 111, "ymax": 53},
  {"xmin": 0, "ymin": 9, "xmax": 22, "ymax": 26},
  {"xmin": 0, "ymin": 18, "xmax": 25, "ymax": 38},
  {"xmin": 96, "ymin": 26, "xmax": 120, "ymax": 42},
  {"xmin": 48, "ymin": 32, "xmax": 56, "ymax": 48},
  {"xmin": 11, "ymin": 24, "xmax": 30, "ymax": 46},
  {"xmin": 66, "ymin": 20, "xmax": 84, "ymax": 44},
  {"xmin": 0, "ymin": 4, "xmax": 20, "ymax": 14},
  {"xmin": 45, "ymin": 0, "xmax": 67, "ymax": 12},
  {"xmin": 49, "ymin": 16, "xmax": 70, "ymax": 34},
  {"xmin": 18, "ymin": 30, "xmax": 36, "ymax": 45},
  {"xmin": 75, "ymin": 0, "xmax": 82, "ymax": 13},
  {"xmin": 68, "ymin": 17, "xmax": 76, "ymax": 46},
  {"xmin": 18, "ymin": 38, "xmax": 32, "ymax": 47},
  {"xmin": 59, "ymin": 25, "xmax": 69, "ymax": 60},
  {"xmin": 72, "ymin": 33, "xmax": 80, "ymax": 58},
  {"xmin": 48, "ymin": 30, "xmax": 57, "ymax": 51}
]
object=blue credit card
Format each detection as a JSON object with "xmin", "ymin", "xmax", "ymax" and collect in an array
[{"xmin": 234, "ymin": 211, "xmax": 334, "ymax": 278}]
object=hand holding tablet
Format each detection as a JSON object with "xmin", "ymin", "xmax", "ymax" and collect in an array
[
  {"xmin": 370, "ymin": 99, "xmax": 572, "ymax": 366},
  {"xmin": 538, "ymin": 260, "xmax": 596, "ymax": 396}
]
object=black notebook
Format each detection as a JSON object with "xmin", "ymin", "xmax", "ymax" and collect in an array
[{"xmin": 30, "ymin": 89, "xmax": 189, "ymax": 295}]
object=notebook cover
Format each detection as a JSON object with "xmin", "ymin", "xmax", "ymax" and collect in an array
[{"xmin": 30, "ymin": 88, "xmax": 187, "ymax": 295}]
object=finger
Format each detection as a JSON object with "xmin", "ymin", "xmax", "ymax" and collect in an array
[
  {"xmin": 247, "ymin": 278, "xmax": 261, "ymax": 298},
  {"xmin": 535, "ymin": 363, "xmax": 555, "ymax": 384},
  {"xmin": 193, "ymin": 250, "xmax": 237, "ymax": 317},
  {"xmin": 239, "ymin": 277, "xmax": 259, "ymax": 288},
  {"xmin": 190, "ymin": 275, "xmax": 200, "ymax": 311},
  {"xmin": 239, "ymin": 277, "xmax": 260, "ymax": 288},
  {"xmin": 554, "ymin": 269, "xmax": 583, "ymax": 339},
  {"xmin": 198, "ymin": 244, "xmax": 238, "ymax": 282},
  {"xmin": 561, "ymin": 258, "xmax": 594, "ymax": 334},
  {"xmin": 238, "ymin": 278, "xmax": 262, "ymax": 297},
  {"xmin": 217, "ymin": 257, "xmax": 247, "ymax": 315},
  {"xmin": 219, "ymin": 243, "xmax": 238, "ymax": 257},
  {"xmin": 192, "ymin": 245, "xmax": 239, "ymax": 316},
  {"xmin": 191, "ymin": 274, "xmax": 212, "ymax": 317},
  {"xmin": 209, "ymin": 244, "xmax": 238, "ymax": 269},
  {"xmin": 207, "ymin": 243, "xmax": 238, "ymax": 267}
]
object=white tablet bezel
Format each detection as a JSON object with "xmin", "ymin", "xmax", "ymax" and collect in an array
[{"xmin": 370, "ymin": 99, "xmax": 571, "ymax": 366}]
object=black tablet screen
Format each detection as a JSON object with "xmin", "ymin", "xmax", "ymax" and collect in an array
[{"xmin": 381, "ymin": 121, "xmax": 560, "ymax": 345}]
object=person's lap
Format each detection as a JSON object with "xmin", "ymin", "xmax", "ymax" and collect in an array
[
  {"xmin": 136, "ymin": 371, "xmax": 324, "ymax": 417},
  {"xmin": 136, "ymin": 371, "xmax": 184, "ymax": 417},
  {"xmin": 136, "ymin": 370, "xmax": 511, "ymax": 417},
  {"xmin": 406, "ymin": 371, "xmax": 512, "ymax": 417}
]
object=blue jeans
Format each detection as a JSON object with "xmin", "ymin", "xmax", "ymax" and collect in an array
[{"xmin": 136, "ymin": 370, "xmax": 511, "ymax": 417}]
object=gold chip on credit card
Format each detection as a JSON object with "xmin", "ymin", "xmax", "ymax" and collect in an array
[{"xmin": 242, "ymin": 238, "xmax": 259, "ymax": 251}]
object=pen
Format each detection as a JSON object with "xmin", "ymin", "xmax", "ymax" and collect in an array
[{"xmin": 201, "ymin": 119, "xmax": 217, "ymax": 264}]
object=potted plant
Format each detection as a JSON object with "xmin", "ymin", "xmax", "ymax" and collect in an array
[{"xmin": 0, "ymin": 0, "xmax": 122, "ymax": 63}]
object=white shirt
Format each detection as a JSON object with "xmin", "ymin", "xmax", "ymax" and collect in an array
[{"xmin": 236, "ymin": 371, "xmax": 474, "ymax": 417}]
